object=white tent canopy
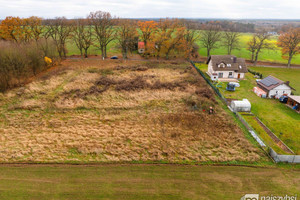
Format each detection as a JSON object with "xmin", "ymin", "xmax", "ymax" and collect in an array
[{"xmin": 230, "ymin": 99, "xmax": 251, "ymax": 112}]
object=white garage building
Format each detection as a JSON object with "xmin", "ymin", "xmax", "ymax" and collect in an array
[{"xmin": 257, "ymin": 75, "xmax": 295, "ymax": 98}]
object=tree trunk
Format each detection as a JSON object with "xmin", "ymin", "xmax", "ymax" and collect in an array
[
  {"xmin": 101, "ymin": 46, "xmax": 105, "ymax": 59},
  {"xmin": 251, "ymin": 52, "xmax": 254, "ymax": 63},
  {"xmin": 254, "ymin": 51, "xmax": 259, "ymax": 66},
  {"xmin": 84, "ymin": 48, "xmax": 88, "ymax": 58},
  {"xmin": 288, "ymin": 56, "xmax": 292, "ymax": 68},
  {"xmin": 207, "ymin": 49, "xmax": 210, "ymax": 58},
  {"xmin": 80, "ymin": 49, "xmax": 83, "ymax": 57}
]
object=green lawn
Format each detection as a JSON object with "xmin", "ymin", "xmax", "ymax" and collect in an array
[
  {"xmin": 0, "ymin": 164, "xmax": 299, "ymax": 200},
  {"xmin": 196, "ymin": 64, "xmax": 300, "ymax": 154}
]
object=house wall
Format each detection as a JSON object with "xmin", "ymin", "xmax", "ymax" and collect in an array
[
  {"xmin": 208, "ymin": 61, "xmax": 245, "ymax": 79},
  {"xmin": 208, "ymin": 61, "xmax": 214, "ymax": 75},
  {"xmin": 268, "ymin": 84, "xmax": 292, "ymax": 98},
  {"xmin": 233, "ymin": 72, "xmax": 244, "ymax": 79}
]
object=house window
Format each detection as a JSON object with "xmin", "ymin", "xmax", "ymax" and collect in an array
[
  {"xmin": 218, "ymin": 73, "xmax": 223, "ymax": 78},
  {"xmin": 227, "ymin": 64, "xmax": 231, "ymax": 67},
  {"xmin": 228, "ymin": 72, "xmax": 233, "ymax": 78},
  {"xmin": 218, "ymin": 63, "xmax": 225, "ymax": 68}
]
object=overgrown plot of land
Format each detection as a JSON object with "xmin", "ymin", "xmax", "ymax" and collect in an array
[{"xmin": 0, "ymin": 59, "xmax": 265, "ymax": 163}]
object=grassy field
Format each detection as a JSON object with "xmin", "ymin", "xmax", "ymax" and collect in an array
[
  {"xmin": 196, "ymin": 64, "xmax": 300, "ymax": 154},
  {"xmin": 0, "ymin": 164, "xmax": 299, "ymax": 200},
  {"xmin": 0, "ymin": 59, "xmax": 266, "ymax": 163},
  {"xmin": 196, "ymin": 32, "xmax": 300, "ymax": 65}
]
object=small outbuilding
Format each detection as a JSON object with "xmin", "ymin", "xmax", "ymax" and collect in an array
[
  {"xmin": 287, "ymin": 95, "xmax": 300, "ymax": 112},
  {"xmin": 257, "ymin": 75, "xmax": 295, "ymax": 98},
  {"xmin": 253, "ymin": 86, "xmax": 267, "ymax": 98},
  {"xmin": 230, "ymin": 99, "xmax": 251, "ymax": 112},
  {"xmin": 138, "ymin": 42, "xmax": 145, "ymax": 54}
]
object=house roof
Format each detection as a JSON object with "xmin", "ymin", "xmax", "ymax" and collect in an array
[
  {"xmin": 288, "ymin": 95, "xmax": 300, "ymax": 104},
  {"xmin": 138, "ymin": 42, "xmax": 145, "ymax": 49},
  {"xmin": 257, "ymin": 75, "xmax": 295, "ymax": 91},
  {"xmin": 206, "ymin": 55, "xmax": 248, "ymax": 73}
]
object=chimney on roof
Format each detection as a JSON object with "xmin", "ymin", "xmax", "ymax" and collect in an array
[
  {"xmin": 286, "ymin": 81, "xmax": 290, "ymax": 86},
  {"xmin": 233, "ymin": 56, "xmax": 237, "ymax": 63}
]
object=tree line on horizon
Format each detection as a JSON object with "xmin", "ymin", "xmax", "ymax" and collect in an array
[{"xmin": 0, "ymin": 11, "xmax": 299, "ymax": 91}]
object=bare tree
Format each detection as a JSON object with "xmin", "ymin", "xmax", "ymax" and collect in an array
[
  {"xmin": 115, "ymin": 19, "xmax": 138, "ymax": 59},
  {"xmin": 247, "ymin": 30, "xmax": 274, "ymax": 65},
  {"xmin": 247, "ymin": 36, "xmax": 257, "ymax": 62},
  {"xmin": 72, "ymin": 18, "xmax": 94, "ymax": 58},
  {"xmin": 199, "ymin": 24, "xmax": 222, "ymax": 57},
  {"xmin": 46, "ymin": 17, "xmax": 73, "ymax": 58},
  {"xmin": 88, "ymin": 11, "xmax": 115, "ymax": 59},
  {"xmin": 222, "ymin": 29, "xmax": 240, "ymax": 55},
  {"xmin": 182, "ymin": 20, "xmax": 201, "ymax": 59}
]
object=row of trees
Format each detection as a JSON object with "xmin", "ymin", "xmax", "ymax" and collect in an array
[{"xmin": 0, "ymin": 12, "xmax": 299, "ymax": 66}]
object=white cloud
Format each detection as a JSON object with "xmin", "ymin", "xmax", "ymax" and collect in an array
[{"xmin": 0, "ymin": 0, "xmax": 299, "ymax": 19}]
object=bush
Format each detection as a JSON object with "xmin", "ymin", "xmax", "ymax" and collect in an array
[{"xmin": 0, "ymin": 40, "xmax": 58, "ymax": 92}]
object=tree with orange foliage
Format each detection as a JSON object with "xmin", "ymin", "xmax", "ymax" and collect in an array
[
  {"xmin": 277, "ymin": 27, "xmax": 300, "ymax": 68},
  {"xmin": 0, "ymin": 16, "xmax": 24, "ymax": 42},
  {"xmin": 138, "ymin": 20, "xmax": 157, "ymax": 52},
  {"xmin": 26, "ymin": 16, "xmax": 43, "ymax": 42},
  {"xmin": 0, "ymin": 16, "xmax": 43, "ymax": 43}
]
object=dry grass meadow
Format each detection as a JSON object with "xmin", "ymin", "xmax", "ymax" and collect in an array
[{"xmin": 0, "ymin": 59, "xmax": 266, "ymax": 163}]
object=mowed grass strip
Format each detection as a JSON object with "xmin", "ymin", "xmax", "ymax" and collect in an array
[{"xmin": 0, "ymin": 165, "xmax": 299, "ymax": 200}]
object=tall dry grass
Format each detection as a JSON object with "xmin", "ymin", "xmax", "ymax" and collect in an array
[{"xmin": 0, "ymin": 59, "xmax": 266, "ymax": 163}]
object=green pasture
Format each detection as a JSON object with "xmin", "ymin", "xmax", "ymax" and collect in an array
[{"xmin": 196, "ymin": 32, "xmax": 300, "ymax": 65}]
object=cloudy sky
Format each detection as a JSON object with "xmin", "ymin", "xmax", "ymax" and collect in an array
[{"xmin": 0, "ymin": 0, "xmax": 299, "ymax": 19}]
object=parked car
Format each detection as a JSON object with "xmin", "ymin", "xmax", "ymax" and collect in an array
[
  {"xmin": 279, "ymin": 95, "xmax": 288, "ymax": 103},
  {"xmin": 110, "ymin": 56, "xmax": 118, "ymax": 59}
]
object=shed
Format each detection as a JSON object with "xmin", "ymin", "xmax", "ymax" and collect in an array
[
  {"xmin": 287, "ymin": 95, "xmax": 300, "ymax": 112},
  {"xmin": 253, "ymin": 87, "xmax": 267, "ymax": 98},
  {"xmin": 138, "ymin": 42, "xmax": 145, "ymax": 54},
  {"xmin": 230, "ymin": 99, "xmax": 251, "ymax": 112}
]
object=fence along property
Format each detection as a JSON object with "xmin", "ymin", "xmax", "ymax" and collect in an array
[{"xmin": 190, "ymin": 61, "xmax": 300, "ymax": 163}]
